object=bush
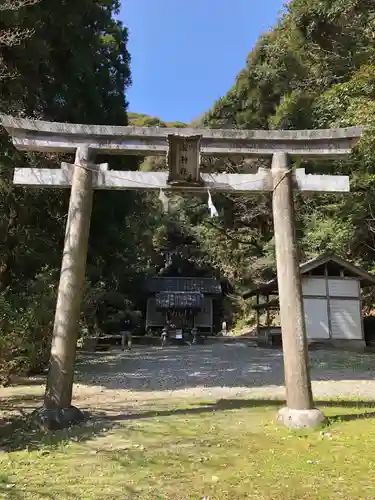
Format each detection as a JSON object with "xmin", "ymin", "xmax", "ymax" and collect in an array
[{"xmin": 0, "ymin": 267, "xmax": 57, "ymax": 385}]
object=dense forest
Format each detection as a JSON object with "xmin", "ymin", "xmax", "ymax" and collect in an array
[{"xmin": 1, "ymin": 0, "xmax": 375, "ymax": 380}]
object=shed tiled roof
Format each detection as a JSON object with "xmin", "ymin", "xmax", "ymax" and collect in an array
[
  {"xmin": 155, "ymin": 292, "xmax": 204, "ymax": 309},
  {"xmin": 145, "ymin": 277, "xmax": 221, "ymax": 294}
]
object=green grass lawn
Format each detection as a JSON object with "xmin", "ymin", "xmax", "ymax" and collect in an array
[{"xmin": 2, "ymin": 398, "xmax": 375, "ymax": 499}]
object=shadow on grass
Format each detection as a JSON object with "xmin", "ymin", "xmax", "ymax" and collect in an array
[
  {"xmin": 328, "ymin": 411, "xmax": 375, "ymax": 423},
  {"xmin": 0, "ymin": 474, "xmax": 55, "ymax": 500},
  {"xmin": 0, "ymin": 393, "xmax": 119, "ymax": 453},
  {"xmin": 0, "ymin": 413, "xmax": 118, "ymax": 453},
  {"xmin": 92, "ymin": 398, "xmax": 375, "ymax": 425},
  {"xmin": 0, "ymin": 481, "xmax": 23, "ymax": 500},
  {"xmin": 3, "ymin": 396, "xmax": 375, "ymax": 454},
  {"xmin": 0, "ymin": 473, "xmax": 17, "ymax": 500},
  {"xmin": 7, "ymin": 375, "xmax": 46, "ymax": 387},
  {"xmin": 0, "ymin": 473, "xmax": 80, "ymax": 499},
  {"xmin": 0, "ymin": 484, "xmax": 59, "ymax": 500},
  {"xmin": 0, "ymin": 394, "xmax": 44, "ymax": 414}
]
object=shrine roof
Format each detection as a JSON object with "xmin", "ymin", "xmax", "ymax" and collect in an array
[
  {"xmin": 155, "ymin": 292, "xmax": 203, "ymax": 310},
  {"xmin": 145, "ymin": 277, "xmax": 222, "ymax": 294}
]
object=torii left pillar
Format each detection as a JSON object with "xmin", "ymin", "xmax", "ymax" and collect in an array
[{"xmin": 35, "ymin": 146, "xmax": 96, "ymax": 429}]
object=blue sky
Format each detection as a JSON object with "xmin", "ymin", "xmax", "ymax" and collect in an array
[{"xmin": 119, "ymin": 0, "xmax": 286, "ymax": 123}]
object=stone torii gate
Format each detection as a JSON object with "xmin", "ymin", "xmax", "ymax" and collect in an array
[{"xmin": 1, "ymin": 114, "xmax": 361, "ymax": 429}]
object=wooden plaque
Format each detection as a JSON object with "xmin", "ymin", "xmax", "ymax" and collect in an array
[{"xmin": 167, "ymin": 135, "xmax": 202, "ymax": 185}]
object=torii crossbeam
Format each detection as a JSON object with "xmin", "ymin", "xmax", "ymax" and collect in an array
[{"xmin": 1, "ymin": 114, "xmax": 362, "ymax": 430}]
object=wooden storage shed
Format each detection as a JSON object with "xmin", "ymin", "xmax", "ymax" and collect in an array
[{"xmin": 243, "ymin": 253, "xmax": 375, "ymax": 351}]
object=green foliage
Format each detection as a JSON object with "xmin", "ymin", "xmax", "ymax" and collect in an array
[
  {"xmin": 128, "ymin": 112, "xmax": 187, "ymax": 128},
  {"xmin": 3, "ymin": 0, "xmax": 375, "ymax": 377},
  {"xmin": 197, "ymin": 0, "xmax": 375, "ymax": 319},
  {"xmin": 0, "ymin": 267, "xmax": 57, "ymax": 383},
  {"xmin": 270, "ymin": 90, "xmax": 314, "ymax": 129},
  {"xmin": 0, "ymin": 0, "xmax": 135, "ymax": 381},
  {"xmin": 313, "ymin": 65, "xmax": 375, "ymax": 128}
]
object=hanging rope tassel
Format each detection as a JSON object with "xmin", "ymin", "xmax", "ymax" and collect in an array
[
  {"xmin": 207, "ymin": 189, "xmax": 218, "ymax": 218},
  {"xmin": 158, "ymin": 189, "xmax": 169, "ymax": 213}
]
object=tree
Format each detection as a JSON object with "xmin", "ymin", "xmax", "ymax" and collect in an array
[
  {"xmin": 0, "ymin": 0, "xmax": 134, "ymax": 382},
  {"xmin": 197, "ymin": 0, "xmax": 375, "ymax": 317},
  {"xmin": 0, "ymin": 0, "xmax": 39, "ymax": 82}
]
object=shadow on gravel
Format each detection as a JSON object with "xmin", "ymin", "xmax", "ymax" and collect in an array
[{"xmin": 74, "ymin": 345, "xmax": 375, "ymax": 392}]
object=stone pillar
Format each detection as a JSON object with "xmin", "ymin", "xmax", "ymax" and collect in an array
[
  {"xmin": 271, "ymin": 152, "xmax": 324, "ymax": 428},
  {"xmin": 36, "ymin": 146, "xmax": 95, "ymax": 430}
]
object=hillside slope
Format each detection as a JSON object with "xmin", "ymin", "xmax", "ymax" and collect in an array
[
  {"xmin": 134, "ymin": 0, "xmax": 375, "ymax": 323},
  {"xmin": 198, "ymin": 0, "xmax": 375, "ymax": 293}
]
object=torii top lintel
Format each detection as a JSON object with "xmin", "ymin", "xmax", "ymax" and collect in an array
[{"xmin": 0, "ymin": 114, "xmax": 362, "ymax": 158}]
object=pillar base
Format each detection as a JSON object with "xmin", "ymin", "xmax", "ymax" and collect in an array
[
  {"xmin": 277, "ymin": 406, "xmax": 325, "ymax": 429},
  {"xmin": 31, "ymin": 405, "xmax": 85, "ymax": 431}
]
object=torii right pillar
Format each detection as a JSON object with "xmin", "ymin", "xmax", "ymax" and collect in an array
[{"xmin": 272, "ymin": 152, "xmax": 324, "ymax": 428}]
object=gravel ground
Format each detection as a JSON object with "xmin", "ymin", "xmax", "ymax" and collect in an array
[
  {"xmin": 2, "ymin": 344, "xmax": 375, "ymax": 419},
  {"xmin": 71, "ymin": 343, "xmax": 375, "ymax": 405}
]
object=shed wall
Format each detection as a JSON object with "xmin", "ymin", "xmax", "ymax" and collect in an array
[
  {"xmin": 304, "ymin": 298, "xmax": 329, "ymax": 339},
  {"xmin": 330, "ymin": 299, "xmax": 362, "ymax": 339},
  {"xmin": 302, "ymin": 277, "xmax": 326, "ymax": 296},
  {"xmin": 328, "ymin": 278, "xmax": 359, "ymax": 297},
  {"xmin": 301, "ymin": 276, "xmax": 363, "ymax": 341}
]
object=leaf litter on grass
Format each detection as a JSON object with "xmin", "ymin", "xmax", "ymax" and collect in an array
[{"xmin": 2, "ymin": 400, "xmax": 375, "ymax": 499}]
